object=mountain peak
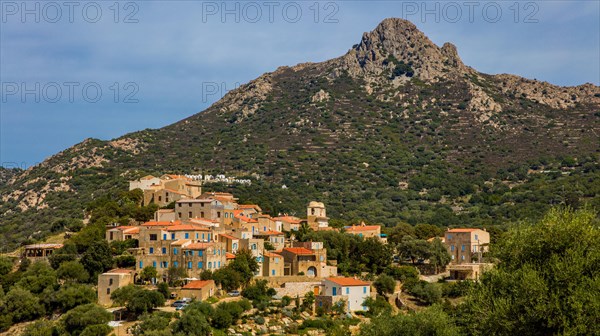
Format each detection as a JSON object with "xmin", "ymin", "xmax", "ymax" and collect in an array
[{"xmin": 340, "ymin": 18, "xmax": 469, "ymax": 82}]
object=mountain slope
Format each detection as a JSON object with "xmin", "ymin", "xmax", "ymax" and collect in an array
[{"xmin": 1, "ymin": 18, "xmax": 599, "ymax": 248}]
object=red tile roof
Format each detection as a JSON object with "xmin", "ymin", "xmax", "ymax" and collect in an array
[
  {"xmin": 447, "ymin": 228, "xmax": 482, "ymax": 233},
  {"xmin": 185, "ymin": 242, "xmax": 214, "ymax": 250},
  {"xmin": 239, "ymin": 204, "xmax": 261, "ymax": 211},
  {"xmin": 226, "ymin": 252, "xmax": 236, "ymax": 259},
  {"xmin": 273, "ymin": 216, "xmax": 302, "ymax": 224},
  {"xmin": 219, "ymin": 234, "xmax": 238, "ymax": 240},
  {"xmin": 142, "ymin": 221, "xmax": 181, "ymax": 227},
  {"xmin": 345, "ymin": 225, "xmax": 381, "ymax": 232},
  {"xmin": 283, "ymin": 247, "xmax": 314, "ymax": 255},
  {"xmin": 166, "ymin": 224, "xmax": 210, "ymax": 232},
  {"xmin": 325, "ymin": 277, "xmax": 370, "ymax": 286},
  {"xmin": 182, "ymin": 280, "xmax": 215, "ymax": 289},
  {"xmin": 256, "ymin": 231, "xmax": 284, "ymax": 236},
  {"xmin": 263, "ymin": 252, "xmax": 282, "ymax": 258}
]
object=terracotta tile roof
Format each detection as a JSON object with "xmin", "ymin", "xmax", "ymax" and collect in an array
[
  {"xmin": 256, "ymin": 231, "xmax": 284, "ymax": 236},
  {"xmin": 273, "ymin": 216, "xmax": 302, "ymax": 224},
  {"xmin": 236, "ymin": 215, "xmax": 258, "ymax": 223},
  {"xmin": 140, "ymin": 175, "xmax": 156, "ymax": 180},
  {"xmin": 109, "ymin": 226, "xmax": 134, "ymax": 231},
  {"xmin": 226, "ymin": 252, "xmax": 236, "ymax": 259},
  {"xmin": 345, "ymin": 225, "xmax": 381, "ymax": 232},
  {"xmin": 182, "ymin": 280, "xmax": 214, "ymax": 289},
  {"xmin": 122, "ymin": 227, "xmax": 140, "ymax": 234},
  {"xmin": 239, "ymin": 204, "xmax": 261, "ymax": 211},
  {"xmin": 185, "ymin": 242, "xmax": 215, "ymax": 250},
  {"xmin": 171, "ymin": 239, "xmax": 191, "ymax": 246},
  {"xmin": 219, "ymin": 233, "xmax": 238, "ymax": 240},
  {"xmin": 283, "ymin": 247, "xmax": 314, "ymax": 255},
  {"xmin": 447, "ymin": 228, "xmax": 482, "ymax": 233},
  {"xmin": 157, "ymin": 209, "xmax": 175, "ymax": 213},
  {"xmin": 325, "ymin": 277, "xmax": 370, "ymax": 286},
  {"xmin": 166, "ymin": 224, "xmax": 210, "ymax": 232},
  {"xmin": 142, "ymin": 221, "xmax": 181, "ymax": 227},
  {"xmin": 263, "ymin": 252, "xmax": 282, "ymax": 258},
  {"xmin": 233, "ymin": 210, "xmax": 244, "ymax": 215},
  {"xmin": 104, "ymin": 268, "xmax": 135, "ymax": 275}
]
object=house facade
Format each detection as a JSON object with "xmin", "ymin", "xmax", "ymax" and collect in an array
[
  {"xmin": 316, "ymin": 277, "xmax": 371, "ymax": 312},
  {"xmin": 444, "ymin": 228, "xmax": 490, "ymax": 264}
]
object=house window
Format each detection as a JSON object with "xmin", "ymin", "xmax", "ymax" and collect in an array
[
  {"xmin": 189, "ymin": 203, "xmax": 192, "ymax": 207},
  {"xmin": 333, "ymin": 287, "xmax": 337, "ymax": 296},
  {"xmin": 232, "ymin": 243, "xmax": 238, "ymax": 250},
  {"xmin": 225, "ymin": 213, "xmax": 228, "ymax": 218},
  {"xmin": 201, "ymin": 212, "xmax": 205, "ymax": 217},
  {"xmin": 179, "ymin": 203, "xmax": 182, "ymax": 207},
  {"xmin": 188, "ymin": 262, "xmax": 192, "ymax": 269},
  {"xmin": 185, "ymin": 233, "xmax": 189, "ymax": 239},
  {"xmin": 461, "ymin": 245, "xmax": 466, "ymax": 251},
  {"xmin": 217, "ymin": 212, "xmax": 221, "ymax": 218},
  {"xmin": 149, "ymin": 247, "xmax": 154, "ymax": 254},
  {"xmin": 218, "ymin": 261, "xmax": 221, "ymax": 268},
  {"xmin": 163, "ymin": 234, "xmax": 167, "ymax": 240},
  {"xmin": 173, "ymin": 248, "xmax": 178, "ymax": 255},
  {"xmin": 178, "ymin": 212, "xmax": 182, "ymax": 218},
  {"xmin": 474, "ymin": 234, "xmax": 479, "ymax": 240},
  {"xmin": 275, "ymin": 258, "xmax": 279, "ymax": 264},
  {"xmin": 149, "ymin": 234, "xmax": 157, "ymax": 241},
  {"xmin": 251, "ymin": 244, "xmax": 256, "ymax": 250},
  {"xmin": 109, "ymin": 279, "xmax": 113, "ymax": 286},
  {"xmin": 208, "ymin": 262, "xmax": 212, "ymax": 269},
  {"xmin": 346, "ymin": 287, "xmax": 349, "ymax": 294},
  {"xmin": 158, "ymin": 196, "xmax": 162, "ymax": 202},
  {"xmin": 174, "ymin": 261, "xmax": 178, "ymax": 267},
  {"xmin": 196, "ymin": 233, "xmax": 199, "ymax": 239},
  {"xmin": 450, "ymin": 245, "xmax": 455, "ymax": 252},
  {"xmin": 171, "ymin": 233, "xmax": 176, "ymax": 240},
  {"xmin": 162, "ymin": 247, "xmax": 167, "ymax": 254},
  {"xmin": 461, "ymin": 255, "xmax": 465, "ymax": 261},
  {"xmin": 202, "ymin": 233, "xmax": 205, "ymax": 240},
  {"xmin": 451, "ymin": 255, "xmax": 455, "ymax": 260},
  {"xmin": 272, "ymin": 269, "xmax": 275, "ymax": 276},
  {"xmin": 320, "ymin": 256, "xmax": 324, "ymax": 262},
  {"xmin": 107, "ymin": 288, "xmax": 111, "ymax": 295},
  {"xmin": 153, "ymin": 261, "xmax": 157, "ymax": 268},
  {"xmin": 198, "ymin": 262, "xmax": 203, "ymax": 269},
  {"xmin": 109, "ymin": 232, "xmax": 114, "ymax": 240},
  {"xmin": 198, "ymin": 250, "xmax": 203, "ymax": 256},
  {"xmin": 139, "ymin": 261, "xmax": 143, "ymax": 268},
  {"xmin": 188, "ymin": 212, "xmax": 192, "ymax": 218},
  {"xmin": 363, "ymin": 286, "xmax": 367, "ymax": 294}
]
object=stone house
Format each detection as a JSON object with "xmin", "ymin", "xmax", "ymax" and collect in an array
[
  {"xmin": 316, "ymin": 277, "xmax": 371, "ymax": 312},
  {"xmin": 97, "ymin": 269, "xmax": 134, "ymax": 306},
  {"xmin": 444, "ymin": 228, "xmax": 490, "ymax": 264},
  {"xmin": 179, "ymin": 280, "xmax": 216, "ymax": 301}
]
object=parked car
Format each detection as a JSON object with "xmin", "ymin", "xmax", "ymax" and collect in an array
[
  {"xmin": 175, "ymin": 303, "xmax": 188, "ymax": 311},
  {"xmin": 171, "ymin": 300, "xmax": 186, "ymax": 307},
  {"xmin": 227, "ymin": 290, "xmax": 240, "ymax": 297}
]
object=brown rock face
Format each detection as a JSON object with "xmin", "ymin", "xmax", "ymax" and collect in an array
[{"xmin": 338, "ymin": 18, "xmax": 473, "ymax": 82}]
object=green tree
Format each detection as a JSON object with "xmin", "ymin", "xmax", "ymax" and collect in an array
[
  {"xmin": 414, "ymin": 224, "xmax": 444, "ymax": 240},
  {"xmin": 166, "ymin": 267, "xmax": 187, "ymax": 287},
  {"xmin": 0, "ymin": 257, "xmax": 13, "ymax": 277},
  {"xmin": 387, "ymin": 222, "xmax": 416, "ymax": 244},
  {"xmin": 374, "ymin": 274, "xmax": 395, "ymax": 296},
  {"xmin": 359, "ymin": 305, "xmax": 459, "ymax": 336},
  {"xmin": 1, "ymin": 287, "xmax": 45, "ymax": 323},
  {"xmin": 57, "ymin": 261, "xmax": 89, "ymax": 283},
  {"xmin": 157, "ymin": 282, "xmax": 170, "ymax": 300},
  {"xmin": 132, "ymin": 311, "xmax": 173, "ymax": 336},
  {"xmin": 49, "ymin": 243, "xmax": 78, "ymax": 269},
  {"xmin": 140, "ymin": 266, "xmax": 158, "ymax": 283},
  {"xmin": 22, "ymin": 320, "xmax": 56, "ymax": 336},
  {"xmin": 171, "ymin": 310, "xmax": 211, "ymax": 336},
  {"xmin": 51, "ymin": 284, "xmax": 96, "ymax": 312},
  {"xmin": 61, "ymin": 303, "xmax": 111, "ymax": 336},
  {"xmin": 428, "ymin": 238, "xmax": 451, "ymax": 273},
  {"xmin": 17, "ymin": 261, "xmax": 57, "ymax": 295},
  {"xmin": 111, "ymin": 285, "xmax": 165, "ymax": 316},
  {"xmin": 80, "ymin": 241, "xmax": 113, "ymax": 279},
  {"xmin": 461, "ymin": 208, "xmax": 600, "ymax": 336},
  {"xmin": 397, "ymin": 236, "xmax": 431, "ymax": 264}
]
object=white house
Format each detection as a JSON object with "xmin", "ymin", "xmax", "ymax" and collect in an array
[{"xmin": 317, "ymin": 277, "xmax": 371, "ymax": 312}]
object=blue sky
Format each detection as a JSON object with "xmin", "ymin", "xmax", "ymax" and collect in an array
[{"xmin": 1, "ymin": 1, "xmax": 598, "ymax": 168}]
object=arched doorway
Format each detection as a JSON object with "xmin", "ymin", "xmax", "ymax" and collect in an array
[{"xmin": 307, "ymin": 266, "xmax": 317, "ymax": 277}]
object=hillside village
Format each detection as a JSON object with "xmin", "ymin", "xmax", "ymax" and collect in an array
[{"xmin": 13, "ymin": 174, "xmax": 496, "ymax": 335}]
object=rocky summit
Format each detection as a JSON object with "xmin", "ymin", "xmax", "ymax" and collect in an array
[{"xmin": 1, "ymin": 18, "xmax": 599, "ymax": 248}]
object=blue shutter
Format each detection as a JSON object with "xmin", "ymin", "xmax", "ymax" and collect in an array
[
  {"xmin": 139, "ymin": 261, "xmax": 143, "ymax": 268},
  {"xmin": 198, "ymin": 261, "xmax": 203, "ymax": 269},
  {"xmin": 188, "ymin": 261, "xmax": 192, "ymax": 269},
  {"xmin": 185, "ymin": 233, "xmax": 189, "ymax": 239},
  {"xmin": 174, "ymin": 261, "xmax": 178, "ymax": 267}
]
